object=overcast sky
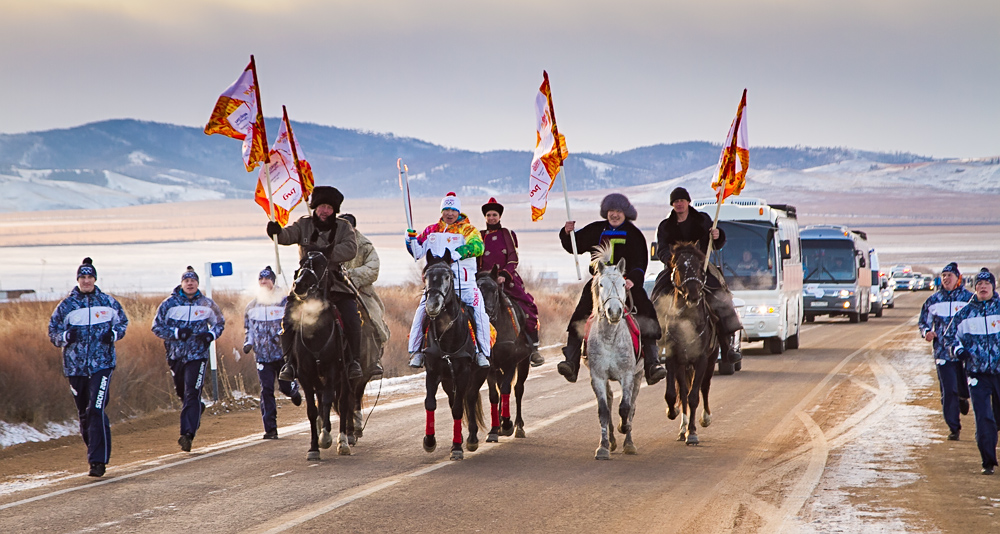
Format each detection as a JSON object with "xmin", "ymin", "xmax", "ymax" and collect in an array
[{"xmin": 2, "ymin": 0, "xmax": 997, "ymax": 158}]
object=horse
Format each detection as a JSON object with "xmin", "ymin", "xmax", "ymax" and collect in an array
[
  {"xmin": 286, "ymin": 246, "xmax": 356, "ymax": 461},
  {"xmin": 585, "ymin": 246, "xmax": 642, "ymax": 460},
  {"xmin": 476, "ymin": 265, "xmax": 532, "ymax": 442},
  {"xmin": 653, "ymin": 241, "xmax": 718, "ymax": 445},
  {"xmin": 419, "ymin": 250, "xmax": 487, "ymax": 460}
]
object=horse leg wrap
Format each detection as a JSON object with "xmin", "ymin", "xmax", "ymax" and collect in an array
[
  {"xmin": 491, "ymin": 403, "xmax": 500, "ymax": 427},
  {"xmin": 425, "ymin": 410, "xmax": 435, "ymax": 437},
  {"xmin": 453, "ymin": 419, "xmax": 463, "ymax": 445},
  {"xmin": 501, "ymin": 394, "xmax": 511, "ymax": 419}
]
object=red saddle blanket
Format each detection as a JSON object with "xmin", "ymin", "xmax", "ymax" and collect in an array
[{"xmin": 584, "ymin": 313, "xmax": 642, "ymax": 362}]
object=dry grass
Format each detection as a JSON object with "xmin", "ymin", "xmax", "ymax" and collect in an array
[{"xmin": 1, "ymin": 280, "xmax": 581, "ymax": 427}]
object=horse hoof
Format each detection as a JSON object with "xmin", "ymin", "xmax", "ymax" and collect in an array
[
  {"xmin": 500, "ymin": 420, "xmax": 514, "ymax": 437},
  {"xmin": 354, "ymin": 429, "xmax": 364, "ymax": 439},
  {"xmin": 595, "ymin": 447, "xmax": 611, "ymax": 460},
  {"xmin": 348, "ymin": 434, "xmax": 357, "ymax": 446},
  {"xmin": 623, "ymin": 442, "xmax": 637, "ymax": 455},
  {"xmin": 666, "ymin": 407, "xmax": 678, "ymax": 420},
  {"xmin": 677, "ymin": 432, "xmax": 686, "ymax": 442},
  {"xmin": 338, "ymin": 443, "xmax": 352, "ymax": 456},
  {"xmin": 423, "ymin": 435, "xmax": 436, "ymax": 453},
  {"xmin": 514, "ymin": 427, "xmax": 526, "ymax": 439},
  {"xmin": 700, "ymin": 414, "xmax": 712, "ymax": 428},
  {"xmin": 467, "ymin": 439, "xmax": 479, "ymax": 452},
  {"xmin": 610, "ymin": 440, "xmax": 618, "ymax": 452},
  {"xmin": 686, "ymin": 434, "xmax": 700, "ymax": 446},
  {"xmin": 487, "ymin": 433, "xmax": 499, "ymax": 443},
  {"xmin": 450, "ymin": 449, "xmax": 464, "ymax": 461},
  {"xmin": 307, "ymin": 450, "xmax": 321, "ymax": 461},
  {"xmin": 319, "ymin": 432, "xmax": 333, "ymax": 449}
]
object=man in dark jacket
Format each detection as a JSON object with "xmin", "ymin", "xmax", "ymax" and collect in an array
[
  {"xmin": 48, "ymin": 258, "xmax": 129, "ymax": 477},
  {"xmin": 267, "ymin": 185, "xmax": 363, "ymax": 382},
  {"xmin": 651, "ymin": 187, "xmax": 743, "ymax": 361},
  {"xmin": 556, "ymin": 193, "xmax": 666, "ymax": 385}
]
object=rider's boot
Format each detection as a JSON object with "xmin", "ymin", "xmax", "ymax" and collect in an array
[
  {"xmin": 476, "ymin": 352, "xmax": 491, "ymax": 369},
  {"xmin": 371, "ymin": 358, "xmax": 384, "ymax": 376},
  {"xmin": 527, "ymin": 330, "xmax": 544, "ymax": 367},
  {"xmin": 277, "ymin": 329, "xmax": 296, "ymax": 382},
  {"xmin": 347, "ymin": 349, "xmax": 363, "ymax": 381},
  {"xmin": 408, "ymin": 351, "xmax": 425, "ymax": 369},
  {"xmin": 642, "ymin": 340, "xmax": 667, "ymax": 385},
  {"xmin": 557, "ymin": 331, "xmax": 583, "ymax": 383}
]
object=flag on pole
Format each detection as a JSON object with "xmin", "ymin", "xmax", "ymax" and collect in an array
[
  {"xmin": 254, "ymin": 108, "xmax": 313, "ymax": 226},
  {"xmin": 529, "ymin": 71, "xmax": 568, "ymax": 222},
  {"xmin": 711, "ymin": 89, "xmax": 749, "ymax": 202},
  {"xmin": 204, "ymin": 59, "xmax": 267, "ymax": 172}
]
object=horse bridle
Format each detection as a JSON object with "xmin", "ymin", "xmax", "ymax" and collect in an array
[
  {"xmin": 672, "ymin": 254, "xmax": 706, "ymax": 306},
  {"xmin": 294, "ymin": 251, "xmax": 330, "ymax": 299},
  {"xmin": 598, "ymin": 269, "xmax": 629, "ymax": 318},
  {"xmin": 424, "ymin": 263, "xmax": 462, "ymax": 338}
]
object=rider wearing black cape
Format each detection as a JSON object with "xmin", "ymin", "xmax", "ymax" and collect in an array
[
  {"xmin": 557, "ymin": 193, "xmax": 667, "ymax": 385},
  {"xmin": 650, "ymin": 187, "xmax": 743, "ymax": 361}
]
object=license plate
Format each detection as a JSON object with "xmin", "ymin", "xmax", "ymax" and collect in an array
[{"xmin": 810, "ymin": 302, "xmax": 829, "ymax": 307}]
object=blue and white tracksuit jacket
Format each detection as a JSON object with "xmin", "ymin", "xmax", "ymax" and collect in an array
[
  {"xmin": 919, "ymin": 286, "xmax": 974, "ymax": 363},
  {"xmin": 243, "ymin": 296, "xmax": 286, "ymax": 363},
  {"xmin": 944, "ymin": 294, "xmax": 1000, "ymax": 374},
  {"xmin": 152, "ymin": 286, "xmax": 225, "ymax": 363},
  {"xmin": 48, "ymin": 286, "xmax": 129, "ymax": 376}
]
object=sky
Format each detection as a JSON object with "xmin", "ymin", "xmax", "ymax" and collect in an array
[{"xmin": 1, "ymin": 0, "xmax": 997, "ymax": 159}]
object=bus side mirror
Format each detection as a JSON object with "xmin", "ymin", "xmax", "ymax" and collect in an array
[
  {"xmin": 650, "ymin": 241, "xmax": 659, "ymax": 262},
  {"xmin": 859, "ymin": 256, "xmax": 866, "ymax": 268},
  {"xmin": 779, "ymin": 240, "xmax": 792, "ymax": 260}
]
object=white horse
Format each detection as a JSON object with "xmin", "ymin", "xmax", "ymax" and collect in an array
[{"xmin": 584, "ymin": 247, "xmax": 642, "ymax": 460}]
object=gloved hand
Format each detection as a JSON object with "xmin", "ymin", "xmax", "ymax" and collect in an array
[
  {"xmin": 243, "ymin": 343, "xmax": 253, "ymax": 354},
  {"xmin": 195, "ymin": 332, "xmax": 214, "ymax": 352},
  {"xmin": 957, "ymin": 348, "xmax": 972, "ymax": 361},
  {"xmin": 101, "ymin": 330, "xmax": 115, "ymax": 344},
  {"xmin": 65, "ymin": 329, "xmax": 79, "ymax": 344},
  {"xmin": 455, "ymin": 244, "xmax": 473, "ymax": 259},
  {"xmin": 267, "ymin": 221, "xmax": 283, "ymax": 238},
  {"xmin": 406, "ymin": 228, "xmax": 417, "ymax": 238},
  {"xmin": 176, "ymin": 327, "xmax": 192, "ymax": 341}
]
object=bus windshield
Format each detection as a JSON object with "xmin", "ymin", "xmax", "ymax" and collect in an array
[
  {"xmin": 713, "ymin": 221, "xmax": 777, "ymax": 290},
  {"xmin": 802, "ymin": 239, "xmax": 856, "ymax": 282}
]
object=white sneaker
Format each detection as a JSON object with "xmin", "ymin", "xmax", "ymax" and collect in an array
[
  {"xmin": 475, "ymin": 353, "xmax": 490, "ymax": 368},
  {"xmin": 408, "ymin": 352, "xmax": 425, "ymax": 368}
]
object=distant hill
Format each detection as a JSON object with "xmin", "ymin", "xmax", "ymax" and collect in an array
[{"xmin": 2, "ymin": 118, "xmax": 992, "ymax": 212}]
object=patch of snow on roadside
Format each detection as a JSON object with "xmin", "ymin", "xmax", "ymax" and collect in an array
[
  {"xmin": 799, "ymin": 336, "xmax": 942, "ymax": 533},
  {"xmin": 0, "ymin": 420, "xmax": 78, "ymax": 449}
]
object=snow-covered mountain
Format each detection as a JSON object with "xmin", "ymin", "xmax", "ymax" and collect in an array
[{"xmin": 1, "ymin": 118, "xmax": 993, "ymax": 212}]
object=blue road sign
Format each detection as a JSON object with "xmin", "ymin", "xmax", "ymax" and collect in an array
[{"xmin": 210, "ymin": 262, "xmax": 233, "ymax": 277}]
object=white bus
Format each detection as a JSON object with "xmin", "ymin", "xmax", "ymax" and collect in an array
[
  {"xmin": 800, "ymin": 225, "xmax": 872, "ymax": 323},
  {"xmin": 692, "ymin": 198, "xmax": 804, "ymax": 354}
]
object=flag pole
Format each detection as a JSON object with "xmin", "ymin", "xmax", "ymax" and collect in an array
[
  {"xmin": 544, "ymin": 71, "xmax": 582, "ymax": 280},
  {"xmin": 249, "ymin": 55, "xmax": 283, "ymax": 276}
]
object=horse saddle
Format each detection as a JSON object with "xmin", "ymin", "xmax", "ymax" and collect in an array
[{"xmin": 583, "ymin": 312, "xmax": 641, "ymax": 362}]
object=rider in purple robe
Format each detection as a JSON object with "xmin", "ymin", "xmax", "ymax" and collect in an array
[{"xmin": 478, "ymin": 198, "xmax": 544, "ymax": 367}]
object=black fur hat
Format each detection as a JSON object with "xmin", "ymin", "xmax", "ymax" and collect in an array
[
  {"xmin": 600, "ymin": 193, "xmax": 637, "ymax": 221},
  {"xmin": 309, "ymin": 186, "xmax": 344, "ymax": 213}
]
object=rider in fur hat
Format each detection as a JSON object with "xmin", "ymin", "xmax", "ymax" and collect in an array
[
  {"xmin": 266, "ymin": 185, "xmax": 364, "ymax": 382},
  {"xmin": 557, "ymin": 193, "xmax": 667, "ymax": 385}
]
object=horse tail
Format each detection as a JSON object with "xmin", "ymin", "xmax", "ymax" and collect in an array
[{"xmin": 466, "ymin": 389, "xmax": 485, "ymax": 430}]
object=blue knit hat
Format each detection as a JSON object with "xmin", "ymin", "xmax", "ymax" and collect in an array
[
  {"xmin": 941, "ymin": 262, "xmax": 960, "ymax": 276},
  {"xmin": 181, "ymin": 266, "xmax": 199, "ymax": 282},
  {"xmin": 259, "ymin": 265, "xmax": 276, "ymax": 282},
  {"xmin": 976, "ymin": 268, "xmax": 995, "ymax": 290},
  {"xmin": 76, "ymin": 257, "xmax": 97, "ymax": 279}
]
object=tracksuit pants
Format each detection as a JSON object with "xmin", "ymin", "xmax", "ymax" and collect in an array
[
  {"xmin": 969, "ymin": 373, "xmax": 1000, "ymax": 469},
  {"xmin": 256, "ymin": 360, "xmax": 298, "ymax": 433},
  {"xmin": 408, "ymin": 284, "xmax": 491, "ymax": 358},
  {"xmin": 68, "ymin": 368, "xmax": 113, "ymax": 465},
  {"xmin": 170, "ymin": 359, "xmax": 207, "ymax": 438},
  {"xmin": 936, "ymin": 359, "xmax": 969, "ymax": 434}
]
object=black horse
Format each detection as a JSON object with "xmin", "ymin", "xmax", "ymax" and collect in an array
[
  {"xmin": 287, "ymin": 246, "xmax": 356, "ymax": 460},
  {"xmin": 476, "ymin": 266, "xmax": 532, "ymax": 442},
  {"xmin": 349, "ymin": 305, "xmax": 383, "ymax": 444},
  {"xmin": 653, "ymin": 242, "xmax": 719, "ymax": 445},
  {"xmin": 420, "ymin": 250, "xmax": 487, "ymax": 460}
]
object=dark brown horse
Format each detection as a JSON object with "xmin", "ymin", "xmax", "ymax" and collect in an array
[
  {"xmin": 653, "ymin": 242, "xmax": 718, "ymax": 445},
  {"xmin": 476, "ymin": 266, "xmax": 532, "ymax": 442}
]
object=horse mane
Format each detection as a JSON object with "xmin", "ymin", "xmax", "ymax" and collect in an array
[
  {"xmin": 590, "ymin": 243, "xmax": 614, "ymax": 271},
  {"xmin": 669, "ymin": 241, "xmax": 705, "ymax": 269},
  {"xmin": 590, "ymin": 243, "xmax": 624, "ymax": 314}
]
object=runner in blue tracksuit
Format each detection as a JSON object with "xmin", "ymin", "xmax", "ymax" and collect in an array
[
  {"xmin": 152, "ymin": 266, "xmax": 225, "ymax": 452},
  {"xmin": 48, "ymin": 258, "xmax": 128, "ymax": 477},
  {"xmin": 243, "ymin": 266, "xmax": 301, "ymax": 440},
  {"xmin": 943, "ymin": 268, "xmax": 1000, "ymax": 475},
  {"xmin": 918, "ymin": 262, "xmax": 974, "ymax": 440}
]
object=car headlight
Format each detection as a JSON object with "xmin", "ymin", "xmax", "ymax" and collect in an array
[
  {"xmin": 748, "ymin": 305, "xmax": 776, "ymax": 314},
  {"xmin": 838, "ymin": 290, "xmax": 853, "ymax": 298}
]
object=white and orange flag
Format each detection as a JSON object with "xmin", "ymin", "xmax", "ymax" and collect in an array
[
  {"xmin": 254, "ymin": 106, "xmax": 314, "ymax": 226},
  {"xmin": 204, "ymin": 57, "xmax": 267, "ymax": 172},
  {"xmin": 711, "ymin": 89, "xmax": 749, "ymax": 202},
  {"xmin": 529, "ymin": 71, "xmax": 569, "ymax": 222}
]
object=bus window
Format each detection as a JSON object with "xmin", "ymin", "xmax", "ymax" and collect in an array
[
  {"xmin": 802, "ymin": 239, "xmax": 857, "ymax": 283},
  {"xmin": 714, "ymin": 221, "xmax": 777, "ymax": 290}
]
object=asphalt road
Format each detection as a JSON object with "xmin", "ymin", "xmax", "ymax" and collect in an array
[{"xmin": 0, "ymin": 293, "xmax": 924, "ymax": 534}]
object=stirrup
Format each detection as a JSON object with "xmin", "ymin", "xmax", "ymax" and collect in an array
[{"xmin": 278, "ymin": 362, "xmax": 295, "ymax": 382}]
